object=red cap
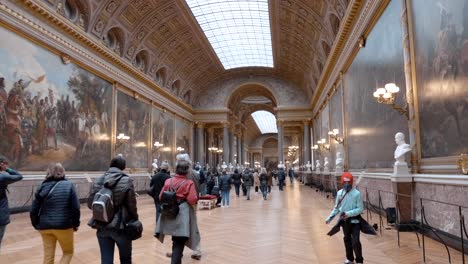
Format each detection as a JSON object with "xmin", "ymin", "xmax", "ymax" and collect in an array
[{"xmin": 341, "ymin": 172, "xmax": 353, "ymax": 185}]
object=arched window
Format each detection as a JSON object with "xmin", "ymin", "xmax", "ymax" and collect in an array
[
  {"xmin": 171, "ymin": 80, "xmax": 181, "ymax": 95},
  {"xmin": 105, "ymin": 27, "xmax": 125, "ymax": 55},
  {"xmin": 134, "ymin": 50, "xmax": 149, "ymax": 72},
  {"xmin": 155, "ymin": 67, "xmax": 167, "ymax": 86},
  {"xmin": 329, "ymin": 13, "xmax": 340, "ymax": 36}
]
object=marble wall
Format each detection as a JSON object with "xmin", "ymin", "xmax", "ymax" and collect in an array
[{"xmin": 344, "ymin": 0, "xmax": 408, "ymax": 169}]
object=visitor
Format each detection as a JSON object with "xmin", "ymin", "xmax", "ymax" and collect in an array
[
  {"xmin": 219, "ymin": 169, "xmax": 232, "ymax": 207},
  {"xmin": 242, "ymin": 168, "xmax": 254, "ymax": 200},
  {"xmin": 231, "ymin": 169, "xmax": 242, "ymax": 197},
  {"xmin": 148, "ymin": 160, "xmax": 170, "ymax": 225},
  {"xmin": 259, "ymin": 168, "xmax": 268, "ymax": 200}
]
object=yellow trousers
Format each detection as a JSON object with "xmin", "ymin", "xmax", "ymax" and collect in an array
[{"xmin": 39, "ymin": 228, "xmax": 74, "ymax": 264}]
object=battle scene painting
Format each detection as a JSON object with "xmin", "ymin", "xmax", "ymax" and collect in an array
[
  {"xmin": 151, "ymin": 107, "xmax": 175, "ymax": 169},
  {"xmin": 0, "ymin": 27, "xmax": 112, "ymax": 171},
  {"xmin": 412, "ymin": 0, "xmax": 468, "ymax": 158},
  {"xmin": 329, "ymin": 85, "xmax": 344, "ymax": 167},
  {"xmin": 116, "ymin": 91, "xmax": 150, "ymax": 168},
  {"xmin": 344, "ymin": 0, "xmax": 408, "ymax": 169},
  {"xmin": 175, "ymin": 117, "xmax": 191, "ymax": 157}
]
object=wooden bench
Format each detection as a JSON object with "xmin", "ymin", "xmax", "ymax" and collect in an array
[{"xmin": 198, "ymin": 198, "xmax": 217, "ymax": 210}]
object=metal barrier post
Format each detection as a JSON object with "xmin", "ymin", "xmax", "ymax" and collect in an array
[
  {"xmin": 460, "ymin": 207, "xmax": 465, "ymax": 264},
  {"xmin": 421, "ymin": 199, "xmax": 426, "ymax": 263}
]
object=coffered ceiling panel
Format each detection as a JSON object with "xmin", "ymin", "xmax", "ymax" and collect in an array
[{"xmin": 42, "ymin": 0, "xmax": 350, "ymax": 106}]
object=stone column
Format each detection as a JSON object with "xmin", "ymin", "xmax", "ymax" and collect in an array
[
  {"xmin": 277, "ymin": 120, "xmax": 284, "ymax": 164},
  {"xmin": 208, "ymin": 128, "xmax": 214, "ymax": 167},
  {"xmin": 229, "ymin": 130, "xmax": 234, "ymax": 164},
  {"xmin": 196, "ymin": 123, "xmax": 205, "ymax": 166},
  {"xmin": 303, "ymin": 120, "xmax": 311, "ymax": 165},
  {"xmin": 223, "ymin": 123, "xmax": 229, "ymax": 164},
  {"xmin": 237, "ymin": 134, "xmax": 241, "ymax": 165}
]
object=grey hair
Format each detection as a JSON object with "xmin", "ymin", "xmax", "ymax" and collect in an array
[
  {"xmin": 46, "ymin": 163, "xmax": 66, "ymax": 180},
  {"xmin": 161, "ymin": 160, "xmax": 170, "ymax": 170},
  {"xmin": 175, "ymin": 153, "xmax": 192, "ymax": 175}
]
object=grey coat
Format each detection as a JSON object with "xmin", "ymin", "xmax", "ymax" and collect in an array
[
  {"xmin": 155, "ymin": 202, "xmax": 200, "ymax": 250},
  {"xmin": 0, "ymin": 169, "xmax": 23, "ymax": 225}
]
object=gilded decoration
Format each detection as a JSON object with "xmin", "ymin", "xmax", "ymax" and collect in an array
[{"xmin": 458, "ymin": 153, "xmax": 468, "ymax": 175}]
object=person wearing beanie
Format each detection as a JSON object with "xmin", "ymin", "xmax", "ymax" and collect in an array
[
  {"xmin": 149, "ymin": 160, "xmax": 171, "ymax": 223},
  {"xmin": 325, "ymin": 172, "xmax": 364, "ymax": 264}
]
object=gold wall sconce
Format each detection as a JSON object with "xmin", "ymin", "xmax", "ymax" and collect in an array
[
  {"xmin": 373, "ymin": 83, "xmax": 408, "ymax": 119},
  {"xmin": 116, "ymin": 133, "xmax": 130, "ymax": 148},
  {"xmin": 153, "ymin": 141, "xmax": 164, "ymax": 152},
  {"xmin": 328, "ymin": 129, "xmax": 344, "ymax": 144},
  {"xmin": 314, "ymin": 139, "xmax": 330, "ymax": 152},
  {"xmin": 176, "ymin": 146, "xmax": 185, "ymax": 152},
  {"xmin": 208, "ymin": 147, "xmax": 218, "ymax": 152}
]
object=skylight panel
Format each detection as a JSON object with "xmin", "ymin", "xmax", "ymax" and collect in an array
[
  {"xmin": 251, "ymin": 111, "xmax": 278, "ymax": 134},
  {"xmin": 185, "ymin": 0, "xmax": 273, "ymax": 69}
]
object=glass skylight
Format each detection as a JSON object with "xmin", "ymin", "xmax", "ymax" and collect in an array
[
  {"xmin": 251, "ymin": 110, "xmax": 277, "ymax": 134},
  {"xmin": 185, "ymin": 0, "xmax": 273, "ymax": 69}
]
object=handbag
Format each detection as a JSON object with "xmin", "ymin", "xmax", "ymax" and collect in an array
[
  {"xmin": 124, "ymin": 219, "xmax": 143, "ymax": 240},
  {"xmin": 38, "ymin": 181, "xmax": 61, "ymax": 216}
]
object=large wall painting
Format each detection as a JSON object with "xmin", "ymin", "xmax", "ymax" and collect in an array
[
  {"xmin": 344, "ymin": 0, "xmax": 408, "ymax": 169},
  {"xmin": 152, "ymin": 107, "xmax": 175, "ymax": 169},
  {"xmin": 116, "ymin": 90, "xmax": 150, "ymax": 168},
  {"xmin": 175, "ymin": 117, "xmax": 191, "ymax": 157},
  {"xmin": 411, "ymin": 0, "xmax": 468, "ymax": 158},
  {"xmin": 312, "ymin": 115, "xmax": 322, "ymax": 165},
  {"xmin": 321, "ymin": 105, "xmax": 331, "ymax": 164},
  {"xmin": 329, "ymin": 84, "xmax": 344, "ymax": 167},
  {"xmin": 0, "ymin": 27, "xmax": 112, "ymax": 171}
]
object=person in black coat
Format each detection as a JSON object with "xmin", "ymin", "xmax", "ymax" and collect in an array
[
  {"xmin": 87, "ymin": 155, "xmax": 139, "ymax": 264},
  {"xmin": 0, "ymin": 155, "xmax": 23, "ymax": 251},
  {"xmin": 231, "ymin": 169, "xmax": 242, "ymax": 197},
  {"xmin": 149, "ymin": 161, "xmax": 171, "ymax": 225},
  {"xmin": 30, "ymin": 163, "xmax": 80, "ymax": 264}
]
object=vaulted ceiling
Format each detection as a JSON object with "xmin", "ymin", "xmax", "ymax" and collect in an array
[{"xmin": 42, "ymin": 0, "xmax": 349, "ymax": 106}]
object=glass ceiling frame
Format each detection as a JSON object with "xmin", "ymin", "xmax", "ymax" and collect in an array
[
  {"xmin": 251, "ymin": 110, "xmax": 278, "ymax": 134},
  {"xmin": 185, "ymin": 0, "xmax": 273, "ymax": 69}
]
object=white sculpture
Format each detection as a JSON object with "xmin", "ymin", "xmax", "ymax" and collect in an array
[
  {"xmin": 221, "ymin": 161, "xmax": 227, "ymax": 170},
  {"xmin": 394, "ymin": 132, "xmax": 411, "ymax": 166},
  {"xmin": 306, "ymin": 161, "xmax": 312, "ymax": 171},
  {"xmin": 152, "ymin": 159, "xmax": 158, "ymax": 172},
  {"xmin": 278, "ymin": 161, "xmax": 285, "ymax": 169},
  {"xmin": 228, "ymin": 162, "xmax": 233, "ymax": 171},
  {"xmin": 324, "ymin": 157, "xmax": 329, "ymax": 169},
  {"xmin": 335, "ymin": 152, "xmax": 343, "ymax": 170},
  {"xmin": 315, "ymin": 159, "xmax": 321, "ymax": 173}
]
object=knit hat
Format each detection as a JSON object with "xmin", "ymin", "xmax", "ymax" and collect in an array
[{"xmin": 341, "ymin": 172, "xmax": 353, "ymax": 185}]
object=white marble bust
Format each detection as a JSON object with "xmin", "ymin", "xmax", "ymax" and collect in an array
[
  {"xmin": 228, "ymin": 162, "xmax": 233, "ymax": 171},
  {"xmin": 315, "ymin": 159, "xmax": 321, "ymax": 168},
  {"xmin": 335, "ymin": 152, "xmax": 344, "ymax": 169},
  {"xmin": 306, "ymin": 161, "xmax": 312, "ymax": 171},
  {"xmin": 277, "ymin": 161, "xmax": 285, "ymax": 169},
  {"xmin": 324, "ymin": 157, "xmax": 329, "ymax": 169},
  {"xmin": 394, "ymin": 132, "xmax": 411, "ymax": 165},
  {"xmin": 152, "ymin": 159, "xmax": 158, "ymax": 171},
  {"xmin": 221, "ymin": 161, "xmax": 228, "ymax": 169}
]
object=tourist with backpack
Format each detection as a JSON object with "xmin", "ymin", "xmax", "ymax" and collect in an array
[
  {"xmin": 242, "ymin": 168, "xmax": 254, "ymax": 200},
  {"xmin": 0, "ymin": 155, "xmax": 23, "ymax": 252},
  {"xmin": 87, "ymin": 155, "xmax": 139, "ymax": 264},
  {"xmin": 259, "ymin": 168, "xmax": 269, "ymax": 200},
  {"xmin": 231, "ymin": 169, "xmax": 242, "ymax": 197},
  {"xmin": 30, "ymin": 163, "xmax": 80, "ymax": 264},
  {"xmin": 155, "ymin": 154, "xmax": 199, "ymax": 264},
  {"xmin": 277, "ymin": 166, "xmax": 286, "ymax": 191}
]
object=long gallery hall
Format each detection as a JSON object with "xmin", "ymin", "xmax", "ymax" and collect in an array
[
  {"xmin": 1, "ymin": 184, "xmax": 466, "ymax": 264},
  {"xmin": 0, "ymin": 0, "xmax": 467, "ymax": 263}
]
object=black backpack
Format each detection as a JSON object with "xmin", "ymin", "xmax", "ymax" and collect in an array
[{"xmin": 159, "ymin": 178, "xmax": 186, "ymax": 218}]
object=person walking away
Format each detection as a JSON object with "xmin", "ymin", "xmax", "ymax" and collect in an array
[
  {"xmin": 87, "ymin": 155, "xmax": 139, "ymax": 264},
  {"xmin": 30, "ymin": 163, "xmax": 80, "ymax": 264},
  {"xmin": 156, "ymin": 156, "xmax": 199, "ymax": 264},
  {"xmin": 198, "ymin": 166, "xmax": 207, "ymax": 196},
  {"xmin": 148, "ymin": 161, "xmax": 170, "ymax": 227},
  {"xmin": 325, "ymin": 172, "xmax": 364, "ymax": 264},
  {"xmin": 231, "ymin": 169, "xmax": 241, "ymax": 197},
  {"xmin": 253, "ymin": 170, "xmax": 260, "ymax": 193},
  {"xmin": 0, "ymin": 155, "xmax": 23, "ymax": 251},
  {"xmin": 259, "ymin": 168, "xmax": 268, "ymax": 200},
  {"xmin": 277, "ymin": 167, "xmax": 286, "ymax": 191},
  {"xmin": 288, "ymin": 168, "xmax": 294, "ymax": 184},
  {"xmin": 206, "ymin": 169, "xmax": 216, "ymax": 196},
  {"xmin": 219, "ymin": 170, "xmax": 232, "ymax": 207},
  {"xmin": 267, "ymin": 170, "xmax": 273, "ymax": 193},
  {"xmin": 242, "ymin": 169, "xmax": 254, "ymax": 200}
]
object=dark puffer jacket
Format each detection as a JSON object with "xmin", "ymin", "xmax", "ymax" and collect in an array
[
  {"xmin": 87, "ymin": 167, "xmax": 138, "ymax": 230},
  {"xmin": 30, "ymin": 178, "xmax": 80, "ymax": 230},
  {"xmin": 231, "ymin": 173, "xmax": 241, "ymax": 185},
  {"xmin": 149, "ymin": 169, "xmax": 171, "ymax": 204},
  {"xmin": 0, "ymin": 169, "xmax": 23, "ymax": 225},
  {"xmin": 219, "ymin": 174, "xmax": 232, "ymax": 191}
]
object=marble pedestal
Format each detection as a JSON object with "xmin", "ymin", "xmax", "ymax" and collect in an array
[{"xmin": 392, "ymin": 163, "xmax": 413, "ymax": 229}]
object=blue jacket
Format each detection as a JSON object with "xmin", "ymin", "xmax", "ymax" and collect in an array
[
  {"xmin": 0, "ymin": 169, "xmax": 23, "ymax": 225},
  {"xmin": 326, "ymin": 188, "xmax": 364, "ymax": 224},
  {"xmin": 30, "ymin": 178, "xmax": 80, "ymax": 230}
]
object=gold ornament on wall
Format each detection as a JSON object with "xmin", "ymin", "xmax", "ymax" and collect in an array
[{"xmin": 458, "ymin": 153, "xmax": 468, "ymax": 175}]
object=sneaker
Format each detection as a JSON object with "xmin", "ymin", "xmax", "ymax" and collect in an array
[
  {"xmin": 226, "ymin": 205, "xmax": 229, "ymax": 208},
  {"xmin": 191, "ymin": 254, "xmax": 201, "ymax": 260},
  {"xmin": 221, "ymin": 205, "xmax": 225, "ymax": 208},
  {"xmin": 344, "ymin": 260, "xmax": 354, "ymax": 264}
]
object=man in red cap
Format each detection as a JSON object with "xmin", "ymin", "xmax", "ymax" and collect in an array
[{"xmin": 325, "ymin": 172, "xmax": 364, "ymax": 264}]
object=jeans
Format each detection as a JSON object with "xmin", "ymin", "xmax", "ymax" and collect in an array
[
  {"xmin": 260, "ymin": 185, "xmax": 267, "ymax": 199},
  {"xmin": 268, "ymin": 186, "xmax": 271, "ymax": 193},
  {"xmin": 246, "ymin": 186, "xmax": 251, "ymax": 200},
  {"xmin": 0, "ymin": 224, "xmax": 6, "ymax": 251},
  {"xmin": 172, "ymin": 236, "xmax": 188, "ymax": 264},
  {"xmin": 290, "ymin": 176, "xmax": 294, "ymax": 184},
  {"xmin": 234, "ymin": 183, "xmax": 241, "ymax": 196},
  {"xmin": 279, "ymin": 179, "xmax": 285, "ymax": 190},
  {"xmin": 221, "ymin": 190, "xmax": 230, "ymax": 206},
  {"xmin": 97, "ymin": 229, "xmax": 132, "ymax": 264},
  {"xmin": 342, "ymin": 220, "xmax": 363, "ymax": 263},
  {"xmin": 200, "ymin": 183, "xmax": 207, "ymax": 196},
  {"xmin": 40, "ymin": 228, "xmax": 74, "ymax": 264}
]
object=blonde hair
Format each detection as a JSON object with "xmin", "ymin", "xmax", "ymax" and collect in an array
[{"xmin": 46, "ymin": 163, "xmax": 66, "ymax": 180}]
